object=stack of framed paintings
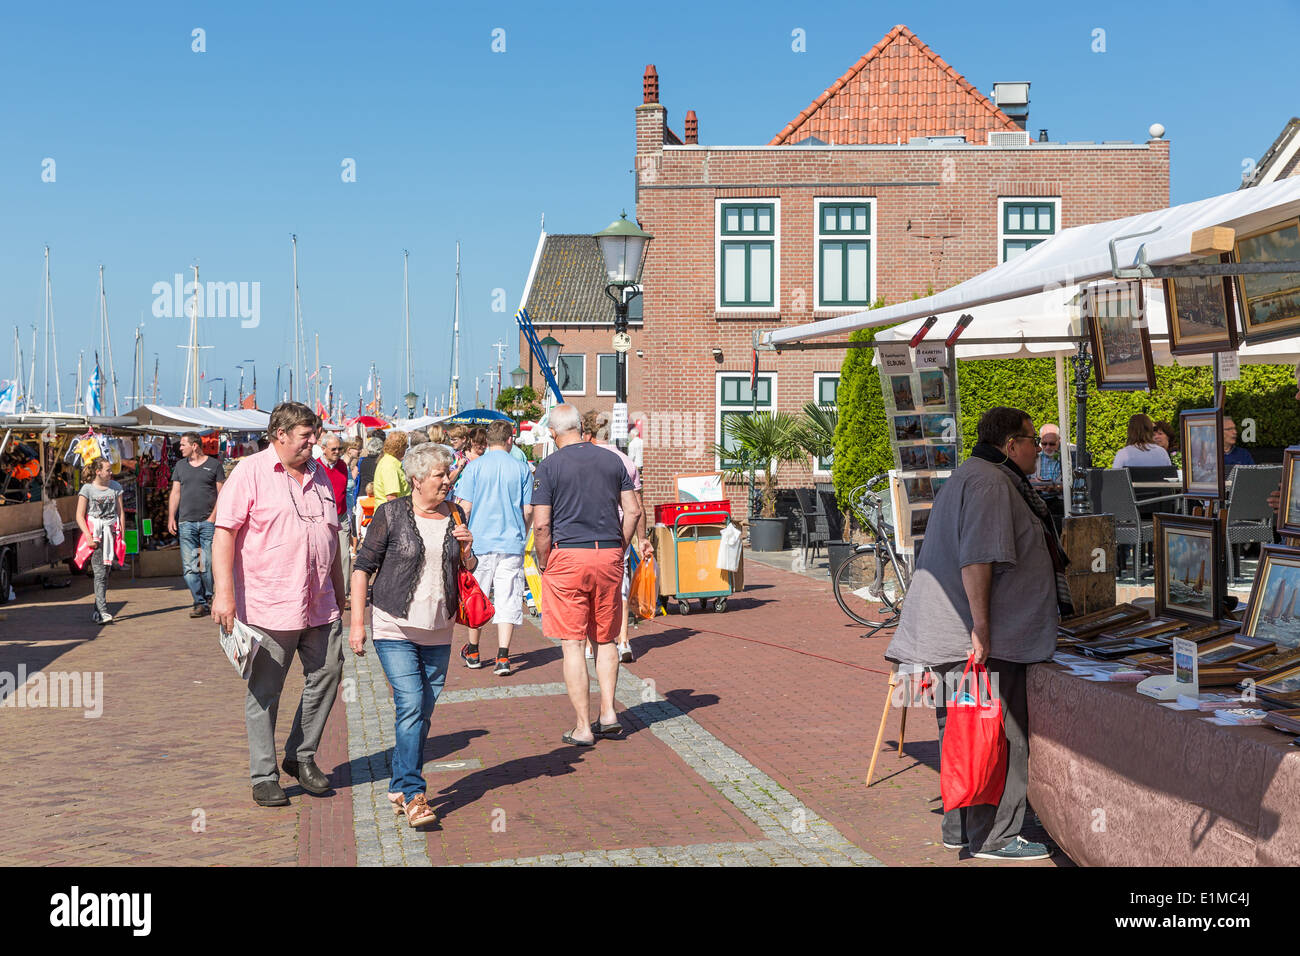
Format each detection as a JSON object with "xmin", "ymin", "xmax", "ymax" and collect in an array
[{"xmin": 881, "ymin": 356, "xmax": 958, "ymax": 552}]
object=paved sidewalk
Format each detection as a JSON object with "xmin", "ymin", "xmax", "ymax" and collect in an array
[{"xmin": 0, "ymin": 550, "xmax": 1063, "ymax": 866}]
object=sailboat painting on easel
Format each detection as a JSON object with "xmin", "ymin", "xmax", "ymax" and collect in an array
[{"xmin": 1154, "ymin": 514, "xmax": 1224, "ymax": 624}]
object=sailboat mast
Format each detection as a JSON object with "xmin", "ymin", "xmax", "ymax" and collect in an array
[
  {"xmin": 43, "ymin": 247, "xmax": 50, "ymax": 411},
  {"xmin": 152, "ymin": 355, "xmax": 159, "ymax": 405},
  {"xmin": 403, "ymin": 250, "xmax": 412, "ymax": 396},
  {"xmin": 27, "ymin": 325, "xmax": 37, "ymax": 412},
  {"xmin": 451, "ymin": 241, "xmax": 461, "ymax": 413},
  {"xmin": 75, "ymin": 352, "xmax": 83, "ymax": 414},
  {"xmin": 292, "ymin": 235, "xmax": 301, "ymax": 402},
  {"xmin": 99, "ymin": 265, "xmax": 120, "ymax": 415}
]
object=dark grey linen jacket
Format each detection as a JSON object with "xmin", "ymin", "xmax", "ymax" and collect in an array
[{"xmin": 352, "ymin": 496, "xmax": 464, "ymax": 621}]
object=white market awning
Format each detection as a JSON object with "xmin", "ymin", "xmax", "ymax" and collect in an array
[
  {"xmin": 123, "ymin": 404, "xmax": 270, "ymax": 431},
  {"xmin": 765, "ymin": 176, "xmax": 1300, "ymax": 348}
]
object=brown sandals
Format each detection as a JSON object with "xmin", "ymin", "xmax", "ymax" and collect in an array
[{"xmin": 403, "ymin": 793, "xmax": 437, "ymax": 828}]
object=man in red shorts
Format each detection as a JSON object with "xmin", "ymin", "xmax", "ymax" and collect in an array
[{"xmin": 531, "ymin": 404, "xmax": 641, "ymax": 746}]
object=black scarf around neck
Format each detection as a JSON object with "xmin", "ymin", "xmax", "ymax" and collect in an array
[{"xmin": 970, "ymin": 441, "xmax": 1075, "ymax": 617}]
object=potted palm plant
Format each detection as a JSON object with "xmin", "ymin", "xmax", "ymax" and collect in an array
[{"xmin": 714, "ymin": 411, "xmax": 808, "ymax": 552}]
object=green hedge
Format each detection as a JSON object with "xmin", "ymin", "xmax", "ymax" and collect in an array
[{"xmin": 834, "ymin": 345, "xmax": 1299, "ymax": 508}]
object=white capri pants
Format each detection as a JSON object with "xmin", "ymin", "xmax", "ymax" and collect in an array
[{"xmin": 471, "ymin": 551, "xmax": 525, "ymax": 626}]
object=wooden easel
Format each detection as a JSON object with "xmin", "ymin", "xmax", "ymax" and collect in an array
[{"xmin": 866, "ymin": 667, "xmax": 910, "ymax": 787}]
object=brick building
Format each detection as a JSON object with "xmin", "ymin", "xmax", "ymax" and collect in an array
[
  {"xmin": 517, "ymin": 232, "xmax": 645, "ymax": 419},
  {"xmin": 631, "ymin": 23, "xmax": 1171, "ymax": 516}
]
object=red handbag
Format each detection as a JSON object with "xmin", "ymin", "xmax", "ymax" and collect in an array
[
  {"xmin": 450, "ymin": 507, "xmax": 495, "ymax": 628},
  {"xmin": 939, "ymin": 660, "xmax": 1008, "ymax": 812}
]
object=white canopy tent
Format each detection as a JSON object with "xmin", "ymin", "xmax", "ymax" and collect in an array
[{"xmin": 124, "ymin": 404, "xmax": 270, "ymax": 431}]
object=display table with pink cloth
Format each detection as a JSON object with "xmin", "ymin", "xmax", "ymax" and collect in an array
[{"xmin": 1027, "ymin": 663, "xmax": 1300, "ymax": 866}]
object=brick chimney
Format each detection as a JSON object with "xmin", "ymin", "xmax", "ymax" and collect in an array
[
  {"xmin": 643, "ymin": 65, "xmax": 659, "ymax": 104},
  {"xmin": 637, "ymin": 65, "xmax": 666, "ymax": 155},
  {"xmin": 685, "ymin": 110, "xmax": 698, "ymax": 144}
]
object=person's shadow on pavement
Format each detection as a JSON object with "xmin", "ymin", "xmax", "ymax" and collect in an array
[{"xmin": 428, "ymin": 746, "xmax": 589, "ymax": 823}]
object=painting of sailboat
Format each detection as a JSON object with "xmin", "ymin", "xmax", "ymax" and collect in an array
[
  {"xmin": 1155, "ymin": 514, "xmax": 1223, "ymax": 623},
  {"xmin": 1244, "ymin": 548, "xmax": 1300, "ymax": 649}
]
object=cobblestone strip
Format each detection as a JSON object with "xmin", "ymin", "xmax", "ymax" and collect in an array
[
  {"xmin": 519, "ymin": 627, "xmax": 883, "ymax": 867},
  {"xmin": 342, "ymin": 633, "xmax": 432, "ymax": 867},
  {"xmin": 437, "ymin": 681, "xmax": 594, "ymax": 705},
  {"xmin": 458, "ymin": 838, "xmax": 856, "ymax": 867}
]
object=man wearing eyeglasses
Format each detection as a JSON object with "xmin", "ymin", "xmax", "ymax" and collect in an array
[
  {"xmin": 212, "ymin": 402, "xmax": 347, "ymax": 808},
  {"xmin": 1031, "ymin": 423, "xmax": 1065, "ymax": 533}
]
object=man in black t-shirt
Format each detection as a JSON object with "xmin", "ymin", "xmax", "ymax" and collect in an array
[
  {"xmin": 532, "ymin": 405, "xmax": 640, "ymax": 746},
  {"xmin": 169, "ymin": 431, "xmax": 224, "ymax": 616}
]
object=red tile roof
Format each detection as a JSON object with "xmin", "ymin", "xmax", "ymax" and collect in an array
[{"xmin": 769, "ymin": 24, "xmax": 1021, "ymax": 146}]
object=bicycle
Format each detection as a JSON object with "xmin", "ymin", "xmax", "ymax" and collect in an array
[{"xmin": 831, "ymin": 473, "xmax": 912, "ymax": 636}]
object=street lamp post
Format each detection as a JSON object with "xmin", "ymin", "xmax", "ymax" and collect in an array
[
  {"xmin": 595, "ymin": 212, "xmax": 652, "ymax": 452},
  {"xmin": 536, "ymin": 336, "xmax": 564, "ymax": 453},
  {"xmin": 404, "ymin": 391, "xmax": 418, "ymax": 419}
]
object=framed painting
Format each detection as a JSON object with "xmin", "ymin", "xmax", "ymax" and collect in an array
[
  {"xmin": 1251, "ymin": 662, "xmax": 1300, "ymax": 707},
  {"xmin": 918, "ymin": 369, "xmax": 947, "ymax": 408},
  {"xmin": 1085, "ymin": 281, "xmax": 1156, "ymax": 390},
  {"xmin": 1154, "ymin": 513, "xmax": 1224, "ymax": 623},
  {"xmin": 1094, "ymin": 617, "xmax": 1191, "ymax": 643},
  {"xmin": 1240, "ymin": 545, "xmax": 1300, "ymax": 650},
  {"xmin": 1193, "ymin": 633, "xmax": 1275, "ymax": 666},
  {"xmin": 893, "ymin": 415, "xmax": 923, "ymax": 442},
  {"xmin": 1234, "ymin": 217, "xmax": 1300, "ymax": 344},
  {"xmin": 1280, "ymin": 447, "xmax": 1300, "ymax": 537},
  {"xmin": 901, "ymin": 475, "xmax": 935, "ymax": 503},
  {"xmin": 1163, "ymin": 253, "xmax": 1239, "ymax": 355},
  {"xmin": 1058, "ymin": 603, "xmax": 1149, "ymax": 640},
  {"xmin": 1179, "ymin": 407, "xmax": 1225, "ymax": 500}
]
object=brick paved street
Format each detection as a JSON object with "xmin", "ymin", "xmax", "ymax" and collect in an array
[{"xmin": 0, "ymin": 554, "xmax": 1062, "ymax": 866}]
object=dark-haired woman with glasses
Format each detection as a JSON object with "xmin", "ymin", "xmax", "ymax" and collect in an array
[{"xmin": 211, "ymin": 401, "xmax": 348, "ymax": 809}]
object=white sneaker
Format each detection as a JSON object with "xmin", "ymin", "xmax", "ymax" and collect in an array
[
  {"xmin": 98, "ymin": 611, "xmax": 114, "ymax": 624},
  {"xmin": 618, "ymin": 642, "xmax": 634, "ymax": 663}
]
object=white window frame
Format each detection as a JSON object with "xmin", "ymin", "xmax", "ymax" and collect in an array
[
  {"xmin": 811, "ymin": 372, "xmax": 840, "ymax": 476},
  {"xmin": 596, "ymin": 353, "xmax": 618, "ymax": 396},
  {"xmin": 557, "ymin": 353, "xmax": 586, "ymax": 396},
  {"xmin": 813, "ymin": 198, "xmax": 877, "ymax": 310},
  {"xmin": 715, "ymin": 370, "xmax": 777, "ymax": 472},
  {"xmin": 998, "ymin": 197, "xmax": 1060, "ymax": 263},
  {"xmin": 715, "ymin": 198, "xmax": 781, "ymax": 313}
]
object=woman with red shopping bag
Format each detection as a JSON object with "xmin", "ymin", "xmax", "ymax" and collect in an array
[{"xmin": 886, "ymin": 407, "xmax": 1073, "ymax": 861}]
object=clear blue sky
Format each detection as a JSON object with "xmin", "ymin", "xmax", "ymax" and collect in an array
[{"xmin": 3, "ymin": 0, "xmax": 1297, "ymax": 415}]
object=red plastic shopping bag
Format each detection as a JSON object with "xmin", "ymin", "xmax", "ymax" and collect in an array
[{"xmin": 939, "ymin": 660, "xmax": 1008, "ymax": 812}]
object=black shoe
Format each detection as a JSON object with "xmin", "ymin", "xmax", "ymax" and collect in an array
[
  {"xmin": 252, "ymin": 781, "xmax": 290, "ymax": 807},
  {"xmin": 493, "ymin": 654, "xmax": 511, "ymax": 676},
  {"xmin": 189, "ymin": 604, "xmax": 207, "ymax": 618},
  {"xmin": 282, "ymin": 757, "xmax": 330, "ymax": 795},
  {"xmin": 460, "ymin": 642, "xmax": 483, "ymax": 669}
]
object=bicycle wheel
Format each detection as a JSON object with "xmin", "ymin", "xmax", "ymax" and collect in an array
[{"xmin": 833, "ymin": 548, "xmax": 906, "ymax": 627}]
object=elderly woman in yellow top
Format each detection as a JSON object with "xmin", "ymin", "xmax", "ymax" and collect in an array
[
  {"xmin": 349, "ymin": 442, "xmax": 476, "ymax": 828},
  {"xmin": 373, "ymin": 431, "xmax": 410, "ymax": 500}
]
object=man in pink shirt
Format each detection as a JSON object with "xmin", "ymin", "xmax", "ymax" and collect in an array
[{"xmin": 212, "ymin": 402, "xmax": 346, "ymax": 808}]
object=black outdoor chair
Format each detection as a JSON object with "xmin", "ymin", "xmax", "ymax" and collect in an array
[
  {"xmin": 1223, "ymin": 464, "xmax": 1281, "ymax": 583},
  {"xmin": 792, "ymin": 488, "xmax": 829, "ymax": 565},
  {"xmin": 1092, "ymin": 468, "xmax": 1182, "ymax": 584},
  {"xmin": 815, "ymin": 486, "xmax": 844, "ymax": 541}
]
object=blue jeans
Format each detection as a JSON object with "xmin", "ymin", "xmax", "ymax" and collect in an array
[
  {"xmin": 372, "ymin": 640, "xmax": 451, "ymax": 799},
  {"xmin": 178, "ymin": 520, "xmax": 215, "ymax": 606}
]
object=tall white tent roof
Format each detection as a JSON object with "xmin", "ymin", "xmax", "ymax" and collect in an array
[
  {"xmin": 124, "ymin": 404, "xmax": 270, "ymax": 431},
  {"xmin": 766, "ymin": 176, "xmax": 1300, "ymax": 348}
]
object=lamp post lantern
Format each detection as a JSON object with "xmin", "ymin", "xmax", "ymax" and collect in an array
[
  {"xmin": 510, "ymin": 365, "xmax": 527, "ymax": 390},
  {"xmin": 595, "ymin": 211, "xmax": 652, "ymax": 451},
  {"xmin": 404, "ymin": 391, "xmax": 418, "ymax": 419}
]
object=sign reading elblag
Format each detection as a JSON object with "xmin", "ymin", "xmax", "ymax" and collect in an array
[{"xmin": 877, "ymin": 343, "xmax": 913, "ymax": 374}]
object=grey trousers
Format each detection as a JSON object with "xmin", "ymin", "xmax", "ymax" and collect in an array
[
  {"xmin": 244, "ymin": 618, "xmax": 344, "ymax": 786},
  {"xmin": 90, "ymin": 548, "xmax": 112, "ymax": 614},
  {"xmin": 337, "ymin": 528, "xmax": 352, "ymax": 600},
  {"xmin": 934, "ymin": 659, "xmax": 1029, "ymax": 854}
]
